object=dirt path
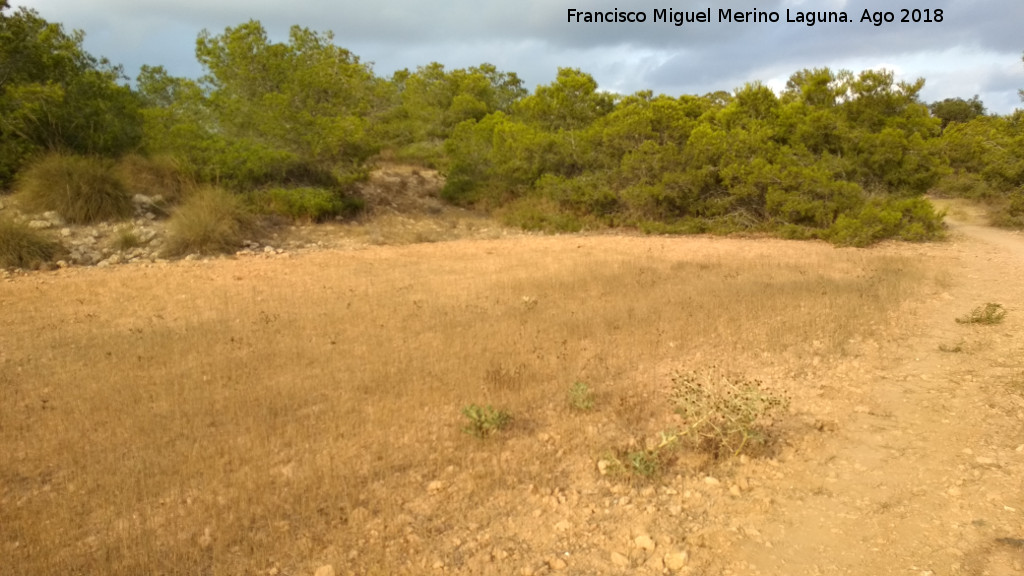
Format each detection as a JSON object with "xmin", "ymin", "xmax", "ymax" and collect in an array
[{"xmin": 717, "ymin": 221, "xmax": 1024, "ymax": 575}]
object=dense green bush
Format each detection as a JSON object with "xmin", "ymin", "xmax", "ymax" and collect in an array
[
  {"xmin": 163, "ymin": 186, "xmax": 256, "ymax": 256},
  {"xmin": 251, "ymin": 187, "xmax": 351, "ymax": 222},
  {"xmin": 16, "ymin": 153, "xmax": 132, "ymax": 223},
  {"xmin": 0, "ymin": 217, "xmax": 63, "ymax": 268},
  {"xmin": 827, "ymin": 197, "xmax": 944, "ymax": 246}
]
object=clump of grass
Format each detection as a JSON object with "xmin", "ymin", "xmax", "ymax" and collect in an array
[
  {"xmin": 0, "ymin": 218, "xmax": 63, "ymax": 268},
  {"xmin": 567, "ymin": 381, "xmax": 595, "ymax": 412},
  {"xmin": 110, "ymin": 225, "xmax": 143, "ymax": 251},
  {"xmin": 460, "ymin": 404, "xmax": 512, "ymax": 438},
  {"xmin": 115, "ymin": 153, "xmax": 189, "ymax": 202},
  {"xmin": 955, "ymin": 303, "xmax": 1007, "ymax": 325},
  {"xmin": 163, "ymin": 186, "xmax": 256, "ymax": 256},
  {"xmin": 17, "ymin": 153, "xmax": 132, "ymax": 224},
  {"xmin": 672, "ymin": 368, "xmax": 790, "ymax": 459}
]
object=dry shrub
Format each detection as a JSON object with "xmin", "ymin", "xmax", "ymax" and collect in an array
[
  {"xmin": 17, "ymin": 153, "xmax": 132, "ymax": 223},
  {"xmin": 115, "ymin": 153, "xmax": 190, "ymax": 202},
  {"xmin": 163, "ymin": 186, "xmax": 256, "ymax": 256},
  {"xmin": 0, "ymin": 217, "xmax": 63, "ymax": 268}
]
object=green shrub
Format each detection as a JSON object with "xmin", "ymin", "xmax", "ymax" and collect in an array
[
  {"xmin": 672, "ymin": 369, "xmax": 790, "ymax": 458},
  {"xmin": 115, "ymin": 153, "xmax": 189, "ymax": 202},
  {"xmin": 163, "ymin": 186, "xmax": 256, "ymax": 256},
  {"xmin": 0, "ymin": 218, "xmax": 63, "ymax": 268},
  {"xmin": 460, "ymin": 404, "xmax": 512, "ymax": 438},
  {"xmin": 16, "ymin": 153, "xmax": 133, "ymax": 224},
  {"xmin": 827, "ymin": 197, "xmax": 944, "ymax": 247},
  {"xmin": 498, "ymin": 197, "xmax": 586, "ymax": 232},
  {"xmin": 251, "ymin": 187, "xmax": 347, "ymax": 222}
]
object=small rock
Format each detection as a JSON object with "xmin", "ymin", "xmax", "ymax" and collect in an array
[
  {"xmin": 665, "ymin": 550, "xmax": 689, "ymax": 571},
  {"xmin": 431, "ymin": 560, "xmax": 444, "ymax": 569},
  {"xmin": 610, "ymin": 551, "xmax": 629, "ymax": 567},
  {"xmin": 554, "ymin": 520, "xmax": 571, "ymax": 532},
  {"xmin": 264, "ymin": 246, "xmax": 276, "ymax": 254},
  {"xmin": 634, "ymin": 534, "xmax": 656, "ymax": 551},
  {"xmin": 28, "ymin": 220, "xmax": 51, "ymax": 229},
  {"xmin": 729, "ymin": 485, "xmax": 742, "ymax": 497},
  {"xmin": 547, "ymin": 557, "xmax": 567, "ymax": 570},
  {"xmin": 313, "ymin": 566, "xmax": 335, "ymax": 576},
  {"xmin": 60, "ymin": 227, "xmax": 72, "ymax": 237},
  {"xmin": 597, "ymin": 459, "xmax": 611, "ymax": 475},
  {"xmin": 975, "ymin": 456, "xmax": 996, "ymax": 465},
  {"xmin": 703, "ymin": 476, "xmax": 721, "ymax": 486},
  {"xmin": 427, "ymin": 480, "xmax": 444, "ymax": 493},
  {"xmin": 56, "ymin": 260, "xmax": 69, "ymax": 269},
  {"xmin": 133, "ymin": 194, "xmax": 153, "ymax": 205}
]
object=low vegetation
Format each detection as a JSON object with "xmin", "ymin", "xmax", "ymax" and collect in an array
[
  {"xmin": 956, "ymin": 302, "xmax": 1008, "ymax": 325},
  {"xmin": 460, "ymin": 404, "xmax": 513, "ymax": 438},
  {"xmin": 249, "ymin": 186, "xmax": 352, "ymax": 222},
  {"xmin": 162, "ymin": 186, "xmax": 256, "ymax": 256},
  {"xmin": 672, "ymin": 368, "xmax": 791, "ymax": 458},
  {"xmin": 15, "ymin": 153, "xmax": 133, "ymax": 224},
  {"xmin": 0, "ymin": 217, "xmax": 63, "ymax": 268}
]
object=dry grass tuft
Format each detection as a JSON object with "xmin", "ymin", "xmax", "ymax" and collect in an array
[
  {"xmin": 0, "ymin": 236, "xmax": 933, "ymax": 575},
  {"xmin": 115, "ymin": 153, "xmax": 190, "ymax": 203},
  {"xmin": 0, "ymin": 217, "xmax": 63, "ymax": 268},
  {"xmin": 163, "ymin": 186, "xmax": 256, "ymax": 256},
  {"xmin": 16, "ymin": 152, "xmax": 133, "ymax": 224}
]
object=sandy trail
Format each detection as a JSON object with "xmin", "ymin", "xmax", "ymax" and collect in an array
[{"xmin": 720, "ymin": 220, "xmax": 1024, "ymax": 575}]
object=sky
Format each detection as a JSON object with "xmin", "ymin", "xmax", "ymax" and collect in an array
[{"xmin": 12, "ymin": 0, "xmax": 1024, "ymax": 114}]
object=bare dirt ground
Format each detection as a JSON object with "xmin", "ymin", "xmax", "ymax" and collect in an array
[
  {"xmin": 2, "ymin": 193, "xmax": 1023, "ymax": 575},
  {"xmin": 709, "ymin": 211, "xmax": 1024, "ymax": 575}
]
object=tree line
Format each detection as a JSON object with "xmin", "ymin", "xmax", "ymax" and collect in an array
[{"xmin": 2, "ymin": 3, "xmax": 1022, "ymax": 244}]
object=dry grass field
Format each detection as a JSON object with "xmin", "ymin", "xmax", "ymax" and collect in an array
[
  {"xmin": 3, "ymin": 219, "xmax": 1023, "ymax": 576},
  {"xmin": 0, "ymin": 232, "xmax": 934, "ymax": 575}
]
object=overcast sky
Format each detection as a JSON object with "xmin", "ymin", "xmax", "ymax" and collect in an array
[{"xmin": 12, "ymin": 0, "xmax": 1024, "ymax": 113}]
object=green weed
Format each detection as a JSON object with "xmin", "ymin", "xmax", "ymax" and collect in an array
[{"xmin": 460, "ymin": 404, "xmax": 512, "ymax": 438}]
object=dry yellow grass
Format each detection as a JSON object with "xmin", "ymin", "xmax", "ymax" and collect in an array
[{"xmin": 0, "ymin": 234, "xmax": 931, "ymax": 575}]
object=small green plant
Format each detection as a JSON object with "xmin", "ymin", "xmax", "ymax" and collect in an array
[
  {"xmin": 672, "ymin": 368, "xmax": 790, "ymax": 458},
  {"xmin": 568, "ymin": 381, "xmax": 595, "ymax": 412},
  {"xmin": 111, "ymin": 226, "xmax": 143, "ymax": 251},
  {"xmin": 0, "ymin": 218, "xmax": 63, "ymax": 268},
  {"xmin": 163, "ymin": 186, "xmax": 257, "ymax": 257},
  {"xmin": 956, "ymin": 303, "xmax": 1007, "ymax": 325},
  {"xmin": 17, "ymin": 153, "xmax": 133, "ymax": 224},
  {"xmin": 600, "ymin": 431, "xmax": 680, "ymax": 483},
  {"xmin": 461, "ymin": 404, "xmax": 512, "ymax": 438}
]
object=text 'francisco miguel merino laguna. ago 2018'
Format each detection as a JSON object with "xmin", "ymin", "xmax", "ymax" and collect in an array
[{"xmin": 566, "ymin": 8, "xmax": 945, "ymax": 27}]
